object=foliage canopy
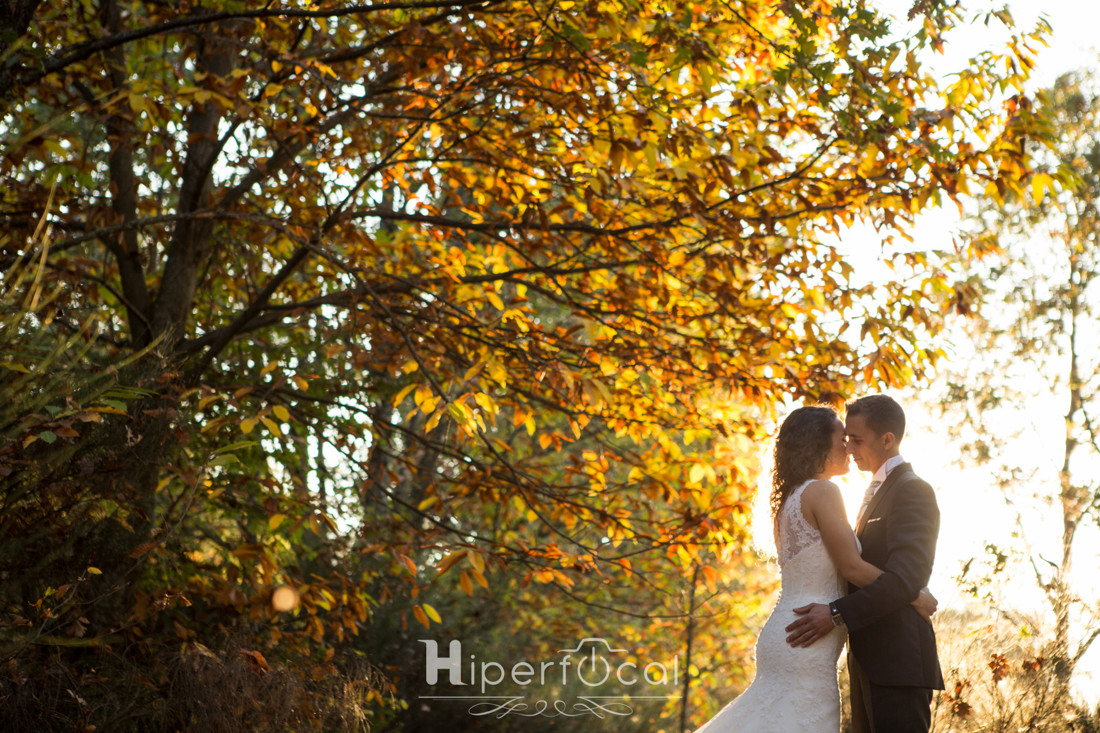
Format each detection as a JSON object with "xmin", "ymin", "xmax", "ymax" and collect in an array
[{"xmin": 0, "ymin": 0, "xmax": 1044, "ymax": 727}]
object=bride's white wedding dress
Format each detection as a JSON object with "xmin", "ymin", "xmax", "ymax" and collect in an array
[{"xmin": 695, "ymin": 480, "xmax": 847, "ymax": 732}]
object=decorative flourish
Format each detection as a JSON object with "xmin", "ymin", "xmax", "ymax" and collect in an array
[{"xmin": 467, "ymin": 696, "xmax": 634, "ymax": 718}]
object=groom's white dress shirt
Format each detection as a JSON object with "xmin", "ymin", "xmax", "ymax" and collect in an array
[{"xmin": 856, "ymin": 453, "xmax": 906, "ymax": 525}]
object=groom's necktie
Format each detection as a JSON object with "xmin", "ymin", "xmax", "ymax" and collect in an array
[{"xmin": 856, "ymin": 480, "xmax": 882, "ymax": 525}]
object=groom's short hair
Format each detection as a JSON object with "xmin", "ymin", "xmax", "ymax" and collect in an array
[{"xmin": 847, "ymin": 394, "xmax": 905, "ymax": 443}]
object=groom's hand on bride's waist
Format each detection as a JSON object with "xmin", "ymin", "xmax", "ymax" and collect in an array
[{"xmin": 785, "ymin": 604, "xmax": 833, "ymax": 648}]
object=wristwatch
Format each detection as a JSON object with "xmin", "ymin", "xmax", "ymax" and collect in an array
[{"xmin": 829, "ymin": 602, "xmax": 845, "ymax": 627}]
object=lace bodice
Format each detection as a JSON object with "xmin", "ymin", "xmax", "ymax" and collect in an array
[
  {"xmin": 775, "ymin": 480, "xmax": 821, "ymax": 566},
  {"xmin": 772, "ymin": 480, "xmax": 848, "ymax": 605}
]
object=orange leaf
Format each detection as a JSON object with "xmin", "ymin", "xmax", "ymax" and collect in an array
[
  {"xmin": 470, "ymin": 567, "xmax": 489, "ymax": 589},
  {"xmin": 435, "ymin": 551, "xmax": 466, "ymax": 577},
  {"xmin": 241, "ymin": 649, "xmax": 270, "ymax": 674}
]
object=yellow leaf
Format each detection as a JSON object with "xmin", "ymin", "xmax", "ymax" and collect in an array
[
  {"xmin": 689, "ymin": 463, "xmax": 706, "ymax": 484},
  {"xmin": 413, "ymin": 385, "xmax": 433, "ymax": 409},
  {"xmin": 424, "ymin": 407, "xmax": 444, "ymax": 433},
  {"xmin": 128, "ymin": 91, "xmax": 148, "ymax": 115},
  {"xmin": 240, "ymin": 418, "xmax": 257, "ymax": 434},
  {"xmin": 1031, "ymin": 172, "xmax": 1054, "ymax": 204},
  {"xmin": 269, "ymin": 513, "xmax": 286, "ymax": 531},
  {"xmin": 261, "ymin": 416, "xmax": 281, "ymax": 434},
  {"xmin": 273, "ymin": 405, "xmax": 291, "ymax": 422},
  {"xmin": 293, "ymin": 376, "xmax": 310, "ymax": 391},
  {"xmin": 446, "ymin": 402, "xmax": 468, "ymax": 425},
  {"xmin": 87, "ymin": 567, "xmax": 102, "ymax": 575},
  {"xmin": 417, "ymin": 496, "xmax": 437, "ymax": 511},
  {"xmin": 392, "ymin": 383, "xmax": 417, "ymax": 407},
  {"xmin": 487, "ymin": 359, "xmax": 508, "ymax": 387},
  {"xmin": 473, "ymin": 392, "xmax": 496, "ymax": 414},
  {"xmin": 467, "ymin": 550, "xmax": 485, "ymax": 573},
  {"xmin": 423, "ymin": 603, "xmax": 442, "ymax": 624}
]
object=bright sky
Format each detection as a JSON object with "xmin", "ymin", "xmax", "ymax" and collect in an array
[{"xmin": 844, "ymin": 0, "xmax": 1100, "ymax": 704}]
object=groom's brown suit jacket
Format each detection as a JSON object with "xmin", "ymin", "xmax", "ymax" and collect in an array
[{"xmin": 833, "ymin": 462, "xmax": 946, "ymax": 690}]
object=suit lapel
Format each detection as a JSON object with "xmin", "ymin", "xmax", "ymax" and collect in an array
[{"xmin": 855, "ymin": 462, "xmax": 912, "ymax": 536}]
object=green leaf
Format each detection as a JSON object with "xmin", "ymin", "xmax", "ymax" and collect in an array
[
  {"xmin": 214, "ymin": 441, "xmax": 259, "ymax": 454},
  {"xmin": 559, "ymin": 22, "xmax": 591, "ymax": 52}
]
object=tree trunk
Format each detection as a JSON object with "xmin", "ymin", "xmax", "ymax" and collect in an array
[
  {"xmin": 680, "ymin": 563, "xmax": 700, "ymax": 732},
  {"xmin": 151, "ymin": 22, "xmax": 242, "ymax": 346}
]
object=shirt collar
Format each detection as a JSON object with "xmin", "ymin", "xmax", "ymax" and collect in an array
[{"xmin": 871, "ymin": 453, "xmax": 906, "ymax": 485}]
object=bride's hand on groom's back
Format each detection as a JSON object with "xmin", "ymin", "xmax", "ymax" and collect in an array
[{"xmin": 911, "ymin": 587, "xmax": 937, "ymax": 624}]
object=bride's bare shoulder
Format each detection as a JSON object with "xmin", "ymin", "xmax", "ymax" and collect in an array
[
  {"xmin": 800, "ymin": 480, "xmax": 843, "ymax": 508},
  {"xmin": 802, "ymin": 479, "xmax": 841, "ymax": 496}
]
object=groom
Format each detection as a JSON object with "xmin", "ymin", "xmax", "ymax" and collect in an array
[{"xmin": 784, "ymin": 394, "xmax": 944, "ymax": 732}]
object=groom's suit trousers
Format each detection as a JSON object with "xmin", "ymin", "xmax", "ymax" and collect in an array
[{"xmin": 849, "ymin": 653, "xmax": 933, "ymax": 733}]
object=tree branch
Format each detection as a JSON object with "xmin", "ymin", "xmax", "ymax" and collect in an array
[{"xmin": 2, "ymin": 0, "xmax": 500, "ymax": 98}]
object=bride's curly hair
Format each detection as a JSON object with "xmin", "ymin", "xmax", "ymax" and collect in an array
[{"xmin": 770, "ymin": 405, "xmax": 838, "ymax": 518}]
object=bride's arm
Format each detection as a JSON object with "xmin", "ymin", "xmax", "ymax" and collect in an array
[
  {"xmin": 804, "ymin": 481, "xmax": 934, "ymax": 617},
  {"xmin": 801, "ymin": 481, "xmax": 882, "ymax": 587}
]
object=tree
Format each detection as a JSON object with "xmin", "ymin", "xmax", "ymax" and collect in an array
[
  {"xmin": 945, "ymin": 71, "xmax": 1100, "ymax": 717},
  {"xmin": 0, "ymin": 0, "xmax": 1043, "ymax": 728}
]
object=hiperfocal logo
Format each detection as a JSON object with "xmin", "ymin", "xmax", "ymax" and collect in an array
[{"xmin": 418, "ymin": 637, "xmax": 681, "ymax": 718}]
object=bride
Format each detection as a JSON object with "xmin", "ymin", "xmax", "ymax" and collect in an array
[{"xmin": 694, "ymin": 405, "xmax": 935, "ymax": 732}]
